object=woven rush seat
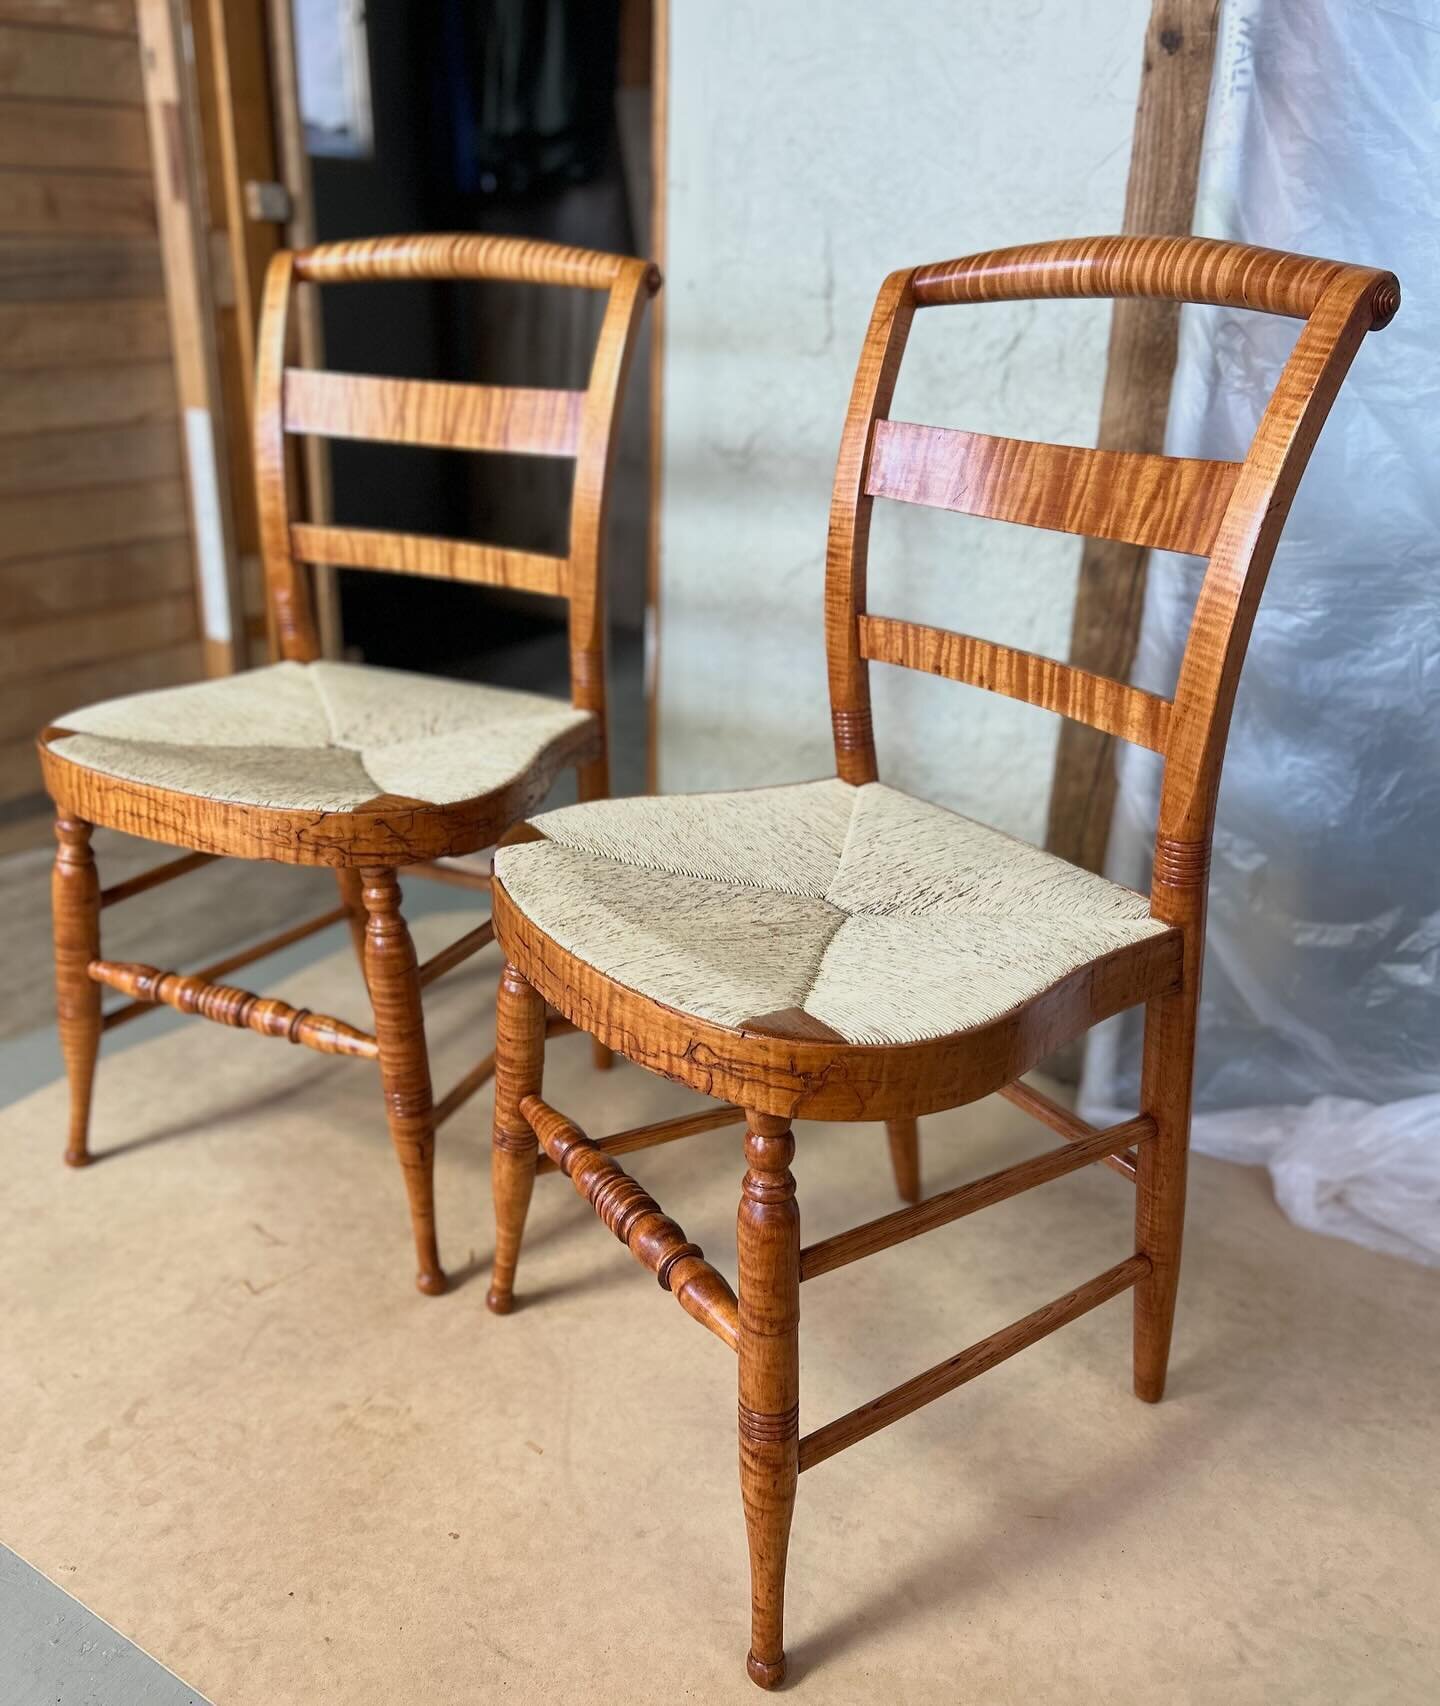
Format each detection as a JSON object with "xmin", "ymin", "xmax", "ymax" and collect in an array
[
  {"xmin": 494, "ymin": 778, "xmax": 1172, "ymax": 1047},
  {"xmin": 42, "ymin": 660, "xmax": 595, "ymax": 813}
]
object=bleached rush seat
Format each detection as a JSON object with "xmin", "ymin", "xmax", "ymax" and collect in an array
[
  {"xmin": 45, "ymin": 660, "xmax": 595, "ymax": 820},
  {"xmin": 38, "ymin": 234, "xmax": 658, "ymax": 1297},
  {"xmin": 498, "ymin": 778, "xmax": 1172, "ymax": 1050},
  {"xmin": 481, "ymin": 236, "xmax": 1401, "ymax": 1690}
]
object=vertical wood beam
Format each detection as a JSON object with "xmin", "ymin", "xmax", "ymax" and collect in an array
[
  {"xmin": 644, "ymin": 0, "xmax": 668, "ymax": 793},
  {"xmin": 135, "ymin": 0, "xmax": 247, "ymax": 675},
  {"xmin": 1044, "ymin": 0, "xmax": 1220, "ymax": 874}
]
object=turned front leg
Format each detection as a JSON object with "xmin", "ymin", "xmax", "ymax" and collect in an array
[
  {"xmin": 486, "ymin": 961, "xmax": 545, "ymax": 1315},
  {"xmin": 361, "ymin": 867, "xmax": 444, "ymax": 1296},
  {"xmin": 52, "ymin": 816, "xmax": 102, "ymax": 1167},
  {"xmin": 737, "ymin": 1113, "xmax": 799, "ymax": 1690}
]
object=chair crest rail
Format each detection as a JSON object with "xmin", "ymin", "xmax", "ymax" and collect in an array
[{"xmin": 520, "ymin": 1093, "xmax": 740, "ymax": 1351}]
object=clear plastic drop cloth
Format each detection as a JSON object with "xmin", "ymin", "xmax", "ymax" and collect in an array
[{"xmin": 1080, "ymin": 0, "xmax": 1440, "ymax": 1265}]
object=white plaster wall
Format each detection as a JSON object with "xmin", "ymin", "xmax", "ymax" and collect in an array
[{"xmin": 656, "ymin": 0, "xmax": 1150, "ymax": 841}]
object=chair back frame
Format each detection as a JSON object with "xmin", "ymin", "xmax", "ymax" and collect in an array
[
  {"xmin": 254, "ymin": 234, "xmax": 660, "ymax": 803},
  {"xmin": 824, "ymin": 233, "xmax": 1399, "ymax": 931}
]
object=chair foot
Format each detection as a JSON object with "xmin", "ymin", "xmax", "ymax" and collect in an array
[
  {"xmin": 63, "ymin": 1146, "xmax": 92, "ymax": 1169},
  {"xmin": 416, "ymin": 1265, "xmax": 448, "ymax": 1297},
  {"xmin": 747, "ymin": 1651, "xmax": 787, "ymax": 1690},
  {"xmin": 484, "ymin": 1284, "xmax": 513, "ymax": 1315}
]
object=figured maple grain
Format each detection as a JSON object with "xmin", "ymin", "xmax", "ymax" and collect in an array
[
  {"xmin": 858, "ymin": 614, "xmax": 1172, "ymax": 752},
  {"xmin": 41, "ymin": 232, "xmax": 656, "ymax": 1298},
  {"xmin": 486, "ymin": 228, "xmax": 1398, "ymax": 1689},
  {"xmin": 283, "ymin": 369, "xmax": 584, "ymax": 457},
  {"xmin": 866, "ymin": 421, "xmax": 1240, "ymax": 557},
  {"xmin": 288, "ymin": 523, "xmax": 568, "ymax": 598}
]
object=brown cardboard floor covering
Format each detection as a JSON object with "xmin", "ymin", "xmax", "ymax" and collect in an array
[{"xmin": 2, "ymin": 915, "xmax": 1435, "ymax": 1704}]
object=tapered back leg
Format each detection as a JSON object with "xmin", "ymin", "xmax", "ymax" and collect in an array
[{"xmin": 885, "ymin": 1118, "xmax": 921, "ymax": 1203}]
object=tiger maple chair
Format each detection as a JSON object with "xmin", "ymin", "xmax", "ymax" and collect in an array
[
  {"xmin": 38, "ymin": 234, "xmax": 657, "ymax": 1296},
  {"xmin": 480, "ymin": 236, "xmax": 1399, "ymax": 1686}
]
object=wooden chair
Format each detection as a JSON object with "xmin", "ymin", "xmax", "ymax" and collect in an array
[
  {"xmin": 481, "ymin": 236, "xmax": 1399, "ymax": 1685},
  {"xmin": 38, "ymin": 234, "xmax": 658, "ymax": 1296}
]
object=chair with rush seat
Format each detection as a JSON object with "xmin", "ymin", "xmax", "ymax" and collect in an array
[
  {"xmin": 481, "ymin": 235, "xmax": 1399, "ymax": 1685},
  {"xmin": 38, "ymin": 233, "xmax": 657, "ymax": 1296}
]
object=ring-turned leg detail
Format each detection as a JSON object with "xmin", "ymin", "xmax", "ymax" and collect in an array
[
  {"xmin": 486, "ymin": 961, "xmax": 545, "ymax": 1314},
  {"xmin": 52, "ymin": 816, "xmax": 102, "ymax": 1168},
  {"xmin": 361, "ymin": 866, "xmax": 445, "ymax": 1295},
  {"xmin": 737, "ymin": 1113, "xmax": 799, "ymax": 1689}
]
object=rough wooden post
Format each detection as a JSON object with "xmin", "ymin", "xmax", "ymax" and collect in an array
[{"xmin": 1045, "ymin": 0, "xmax": 1221, "ymax": 874}]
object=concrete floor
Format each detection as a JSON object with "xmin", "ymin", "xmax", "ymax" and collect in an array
[{"xmin": 0, "ymin": 1546, "xmax": 209, "ymax": 1706}]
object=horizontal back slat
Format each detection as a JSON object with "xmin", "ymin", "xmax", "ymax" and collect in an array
[
  {"xmin": 858, "ymin": 614, "xmax": 1171, "ymax": 752},
  {"xmin": 283, "ymin": 369, "xmax": 584, "ymax": 457},
  {"xmin": 866, "ymin": 420, "xmax": 1240, "ymax": 558},
  {"xmin": 290, "ymin": 523, "xmax": 568, "ymax": 598}
]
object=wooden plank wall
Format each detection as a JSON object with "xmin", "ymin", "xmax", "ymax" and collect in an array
[{"xmin": 0, "ymin": 0, "xmax": 201, "ymax": 816}]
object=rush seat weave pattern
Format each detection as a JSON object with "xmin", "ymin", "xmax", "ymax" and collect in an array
[
  {"xmin": 44, "ymin": 660, "xmax": 595, "ymax": 813},
  {"xmin": 495, "ymin": 779, "xmax": 1170, "ymax": 1047}
]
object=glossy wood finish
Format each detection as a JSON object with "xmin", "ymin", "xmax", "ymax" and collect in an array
[
  {"xmin": 360, "ymin": 867, "xmax": 442, "ymax": 1296},
  {"xmin": 89, "ymin": 955, "xmax": 378, "ymax": 1058},
  {"xmin": 858, "ymin": 615, "xmax": 1172, "ymax": 752},
  {"xmin": 866, "ymin": 421, "xmax": 1240, "ymax": 556},
  {"xmin": 491, "ymin": 869, "xmax": 1182, "ymax": 1122},
  {"xmin": 288, "ymin": 523, "xmax": 568, "ymax": 598},
  {"xmin": 798, "ymin": 1254, "xmax": 1151, "ymax": 1473},
  {"xmin": 884, "ymin": 1117, "xmax": 920, "ymax": 1204},
  {"xmin": 486, "ymin": 961, "xmax": 545, "ymax": 1316},
  {"xmin": 998, "ymin": 1076, "xmax": 1139, "ymax": 1181},
  {"xmin": 800, "ymin": 1117, "xmax": 1155, "ymax": 1283},
  {"xmin": 40, "ymin": 233, "xmax": 656, "ymax": 1290},
  {"xmin": 283, "ymin": 369, "xmax": 584, "ymax": 456},
  {"xmin": 52, "ymin": 817, "xmax": 101, "ymax": 1167},
  {"xmin": 99, "ymin": 903, "xmax": 353, "ymax": 1034},
  {"xmin": 521, "ymin": 1092, "xmax": 740, "ymax": 1350},
  {"xmin": 737, "ymin": 1113, "xmax": 799, "ymax": 1689},
  {"xmin": 487, "ymin": 234, "xmax": 1398, "ymax": 1685},
  {"xmin": 533, "ymin": 1102, "xmax": 745, "ymax": 1176}
]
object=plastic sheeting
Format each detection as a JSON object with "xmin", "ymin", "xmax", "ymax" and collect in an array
[{"xmin": 1081, "ymin": 0, "xmax": 1440, "ymax": 1265}]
